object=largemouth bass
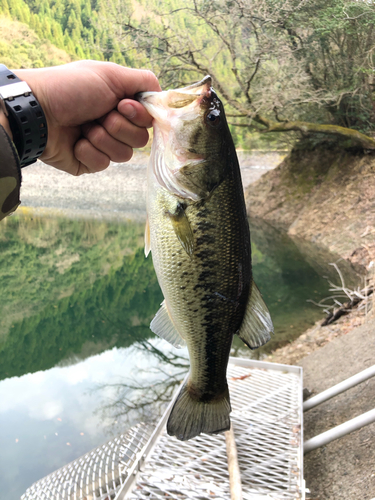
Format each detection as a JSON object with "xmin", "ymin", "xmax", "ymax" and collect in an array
[{"xmin": 137, "ymin": 76, "xmax": 273, "ymax": 441}]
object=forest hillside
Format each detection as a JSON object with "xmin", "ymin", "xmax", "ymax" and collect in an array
[
  {"xmin": 0, "ymin": 15, "xmax": 71, "ymax": 67},
  {"xmin": 1, "ymin": 0, "xmax": 375, "ymax": 151},
  {"xmin": 0, "ymin": 0, "xmax": 131, "ymax": 63}
]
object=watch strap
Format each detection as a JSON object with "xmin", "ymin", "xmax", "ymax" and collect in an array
[{"xmin": 0, "ymin": 64, "xmax": 47, "ymax": 168}]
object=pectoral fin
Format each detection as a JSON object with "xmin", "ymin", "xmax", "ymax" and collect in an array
[
  {"xmin": 144, "ymin": 216, "xmax": 151, "ymax": 257},
  {"xmin": 167, "ymin": 203, "xmax": 194, "ymax": 257},
  {"xmin": 150, "ymin": 300, "xmax": 186, "ymax": 348},
  {"xmin": 237, "ymin": 281, "xmax": 274, "ymax": 349}
]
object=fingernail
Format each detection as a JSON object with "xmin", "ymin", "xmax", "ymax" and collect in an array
[{"xmin": 121, "ymin": 103, "xmax": 136, "ymax": 119}]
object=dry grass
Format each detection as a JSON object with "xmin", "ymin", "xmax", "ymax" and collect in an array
[{"xmin": 307, "ymin": 263, "xmax": 373, "ymax": 324}]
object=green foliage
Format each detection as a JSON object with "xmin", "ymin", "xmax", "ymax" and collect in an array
[
  {"xmin": 284, "ymin": 0, "xmax": 375, "ymax": 132},
  {"xmin": 0, "ymin": 0, "xmax": 131, "ymax": 62},
  {"xmin": 0, "ymin": 0, "xmax": 10, "ymax": 15},
  {"xmin": 114, "ymin": 0, "xmax": 375, "ymax": 146},
  {"xmin": 0, "ymin": 16, "xmax": 71, "ymax": 67},
  {"xmin": 0, "ymin": 215, "xmax": 162, "ymax": 380}
]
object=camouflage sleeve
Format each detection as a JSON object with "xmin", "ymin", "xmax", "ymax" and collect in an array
[{"xmin": 0, "ymin": 124, "xmax": 21, "ymax": 222}]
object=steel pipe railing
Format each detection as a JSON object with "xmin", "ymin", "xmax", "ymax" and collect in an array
[
  {"xmin": 303, "ymin": 365, "xmax": 375, "ymax": 412},
  {"xmin": 304, "ymin": 408, "xmax": 375, "ymax": 454}
]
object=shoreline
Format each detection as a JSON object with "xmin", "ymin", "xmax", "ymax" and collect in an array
[
  {"xmin": 19, "ymin": 150, "xmax": 284, "ymax": 218},
  {"xmin": 266, "ymin": 302, "xmax": 370, "ymax": 366}
]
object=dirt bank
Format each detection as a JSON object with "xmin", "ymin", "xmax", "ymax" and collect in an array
[
  {"xmin": 245, "ymin": 142, "xmax": 375, "ymax": 273},
  {"xmin": 265, "ymin": 301, "xmax": 375, "ymax": 499}
]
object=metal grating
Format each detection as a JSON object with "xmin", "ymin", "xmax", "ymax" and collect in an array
[
  {"xmin": 116, "ymin": 358, "xmax": 304, "ymax": 500},
  {"xmin": 22, "ymin": 422, "xmax": 153, "ymax": 500}
]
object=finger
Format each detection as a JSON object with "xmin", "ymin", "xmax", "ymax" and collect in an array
[
  {"xmin": 74, "ymin": 137, "xmax": 111, "ymax": 174},
  {"xmin": 82, "ymin": 122, "xmax": 135, "ymax": 161},
  {"xmin": 97, "ymin": 111, "xmax": 149, "ymax": 148},
  {"xmin": 117, "ymin": 99, "xmax": 154, "ymax": 128},
  {"xmin": 113, "ymin": 67, "xmax": 161, "ymax": 96}
]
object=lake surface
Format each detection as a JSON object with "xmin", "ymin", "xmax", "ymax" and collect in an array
[{"xmin": 0, "ymin": 213, "xmax": 358, "ymax": 499}]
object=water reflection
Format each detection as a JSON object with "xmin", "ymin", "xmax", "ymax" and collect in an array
[
  {"xmin": 0, "ymin": 215, "xmax": 162, "ymax": 380},
  {"xmin": 0, "ymin": 214, "xmax": 359, "ymax": 379},
  {"xmin": 237, "ymin": 218, "xmax": 359, "ymax": 356},
  {"xmin": 0, "ymin": 340, "xmax": 176, "ymax": 499},
  {"xmin": 94, "ymin": 340, "xmax": 189, "ymax": 429}
]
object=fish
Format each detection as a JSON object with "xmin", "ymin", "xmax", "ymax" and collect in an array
[{"xmin": 137, "ymin": 76, "xmax": 273, "ymax": 441}]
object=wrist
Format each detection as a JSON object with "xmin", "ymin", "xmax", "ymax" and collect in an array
[
  {"xmin": 0, "ymin": 108, "xmax": 13, "ymax": 139},
  {"xmin": 0, "ymin": 65, "xmax": 48, "ymax": 167},
  {"xmin": 13, "ymin": 69, "xmax": 46, "ymax": 109}
]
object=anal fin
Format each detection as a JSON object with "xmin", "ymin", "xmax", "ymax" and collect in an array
[
  {"xmin": 150, "ymin": 300, "xmax": 186, "ymax": 348},
  {"xmin": 237, "ymin": 281, "xmax": 274, "ymax": 349}
]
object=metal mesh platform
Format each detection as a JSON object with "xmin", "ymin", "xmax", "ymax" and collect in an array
[
  {"xmin": 22, "ymin": 358, "xmax": 304, "ymax": 500},
  {"xmin": 116, "ymin": 358, "xmax": 304, "ymax": 500},
  {"xmin": 22, "ymin": 422, "xmax": 153, "ymax": 500}
]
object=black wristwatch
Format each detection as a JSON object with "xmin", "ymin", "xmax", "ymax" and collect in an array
[{"xmin": 0, "ymin": 64, "xmax": 48, "ymax": 168}]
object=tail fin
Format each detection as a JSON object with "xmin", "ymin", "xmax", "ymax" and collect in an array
[{"xmin": 167, "ymin": 382, "xmax": 231, "ymax": 441}]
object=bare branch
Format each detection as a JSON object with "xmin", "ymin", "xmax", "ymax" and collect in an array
[
  {"xmin": 254, "ymin": 114, "xmax": 375, "ymax": 150},
  {"xmin": 247, "ymin": 58, "xmax": 261, "ymax": 91},
  {"xmin": 225, "ymin": 113, "xmax": 250, "ymax": 118},
  {"xmin": 272, "ymin": 106, "xmax": 287, "ymax": 123},
  {"xmin": 228, "ymin": 122, "xmax": 252, "ymax": 128}
]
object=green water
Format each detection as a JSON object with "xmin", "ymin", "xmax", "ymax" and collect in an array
[{"xmin": 0, "ymin": 214, "xmax": 358, "ymax": 499}]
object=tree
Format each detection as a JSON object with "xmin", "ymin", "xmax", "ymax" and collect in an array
[
  {"xmin": 116, "ymin": 0, "xmax": 375, "ymax": 149},
  {"xmin": 0, "ymin": 0, "xmax": 10, "ymax": 16},
  {"xmin": 296, "ymin": 0, "xmax": 375, "ymax": 132}
]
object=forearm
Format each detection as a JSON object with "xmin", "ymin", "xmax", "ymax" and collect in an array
[
  {"xmin": 0, "ymin": 70, "xmax": 23, "ymax": 221},
  {"xmin": 0, "ymin": 121, "xmax": 21, "ymax": 221}
]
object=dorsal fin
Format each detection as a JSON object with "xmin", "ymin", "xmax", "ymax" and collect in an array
[
  {"xmin": 237, "ymin": 281, "xmax": 274, "ymax": 349},
  {"xmin": 150, "ymin": 300, "xmax": 186, "ymax": 348}
]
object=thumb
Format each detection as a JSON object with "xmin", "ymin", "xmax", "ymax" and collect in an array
[{"xmin": 105, "ymin": 65, "xmax": 162, "ymax": 98}]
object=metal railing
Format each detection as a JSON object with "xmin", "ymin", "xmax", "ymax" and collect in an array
[{"xmin": 303, "ymin": 365, "xmax": 375, "ymax": 454}]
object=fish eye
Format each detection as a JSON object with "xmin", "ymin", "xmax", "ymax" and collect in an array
[{"xmin": 206, "ymin": 110, "xmax": 221, "ymax": 127}]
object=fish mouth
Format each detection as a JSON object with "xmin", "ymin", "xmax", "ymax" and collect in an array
[
  {"xmin": 135, "ymin": 75, "xmax": 212, "ymax": 112},
  {"xmin": 177, "ymin": 75, "xmax": 212, "ymax": 94}
]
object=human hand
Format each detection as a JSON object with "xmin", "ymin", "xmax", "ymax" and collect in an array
[{"xmin": 14, "ymin": 61, "xmax": 160, "ymax": 175}]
